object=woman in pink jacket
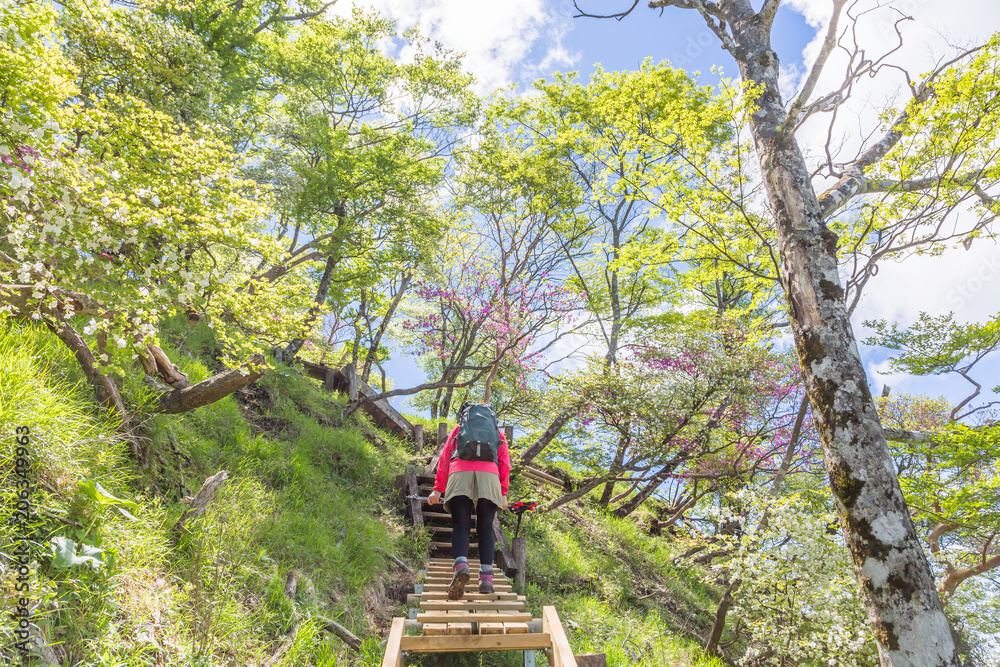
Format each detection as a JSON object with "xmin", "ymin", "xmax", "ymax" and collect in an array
[{"xmin": 428, "ymin": 407, "xmax": 510, "ymax": 599}]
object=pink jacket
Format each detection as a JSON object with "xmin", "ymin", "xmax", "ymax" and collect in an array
[{"xmin": 434, "ymin": 425, "xmax": 511, "ymax": 495}]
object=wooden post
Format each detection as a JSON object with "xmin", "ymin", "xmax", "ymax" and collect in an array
[
  {"xmin": 381, "ymin": 617, "xmax": 405, "ymax": 667},
  {"xmin": 406, "ymin": 465, "xmax": 424, "ymax": 528},
  {"xmin": 493, "ymin": 514, "xmax": 516, "ymax": 579},
  {"xmin": 346, "ymin": 363, "xmax": 358, "ymax": 402},
  {"xmin": 413, "ymin": 424, "xmax": 424, "ymax": 455},
  {"xmin": 504, "ymin": 424, "xmax": 514, "ymax": 447},
  {"xmin": 324, "ymin": 367, "xmax": 337, "ymax": 391},
  {"xmin": 513, "ymin": 536, "xmax": 527, "ymax": 591}
]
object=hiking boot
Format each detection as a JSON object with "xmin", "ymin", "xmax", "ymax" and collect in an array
[
  {"xmin": 478, "ymin": 577, "xmax": 495, "ymax": 595},
  {"xmin": 447, "ymin": 561, "xmax": 470, "ymax": 600}
]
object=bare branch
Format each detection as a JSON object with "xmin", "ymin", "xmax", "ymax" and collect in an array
[
  {"xmin": 783, "ymin": 0, "xmax": 849, "ymax": 138},
  {"xmin": 572, "ymin": 0, "xmax": 640, "ymax": 20},
  {"xmin": 252, "ymin": 0, "xmax": 339, "ymax": 35},
  {"xmin": 818, "ymin": 42, "xmax": 990, "ymax": 218}
]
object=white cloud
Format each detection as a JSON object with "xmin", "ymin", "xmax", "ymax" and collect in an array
[
  {"xmin": 779, "ymin": 1, "xmax": 1000, "ymax": 318},
  {"xmin": 332, "ymin": 0, "xmax": 579, "ymax": 94},
  {"xmin": 780, "ymin": 0, "xmax": 1000, "ymax": 405}
]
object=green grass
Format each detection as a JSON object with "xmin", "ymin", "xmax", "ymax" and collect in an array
[
  {"xmin": 1, "ymin": 320, "xmax": 723, "ymax": 666},
  {"xmin": 1, "ymin": 321, "xmax": 417, "ymax": 665}
]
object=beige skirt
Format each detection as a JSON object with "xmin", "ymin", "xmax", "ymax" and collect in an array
[{"xmin": 443, "ymin": 470, "xmax": 504, "ymax": 514}]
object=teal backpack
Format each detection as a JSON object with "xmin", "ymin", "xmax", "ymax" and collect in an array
[{"xmin": 452, "ymin": 403, "xmax": 501, "ymax": 463}]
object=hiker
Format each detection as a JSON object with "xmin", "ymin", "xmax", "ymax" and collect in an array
[{"xmin": 427, "ymin": 402, "xmax": 510, "ymax": 599}]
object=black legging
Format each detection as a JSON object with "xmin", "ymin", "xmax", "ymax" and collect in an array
[{"xmin": 449, "ymin": 496, "xmax": 496, "ymax": 567}]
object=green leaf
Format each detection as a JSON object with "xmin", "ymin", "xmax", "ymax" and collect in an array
[
  {"xmin": 51, "ymin": 536, "xmax": 105, "ymax": 570},
  {"xmin": 78, "ymin": 478, "xmax": 138, "ymax": 510}
]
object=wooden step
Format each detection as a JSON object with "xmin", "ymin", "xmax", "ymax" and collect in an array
[
  {"xmin": 424, "ymin": 512, "xmax": 478, "ymax": 522},
  {"xmin": 408, "ymin": 593, "xmax": 523, "ymax": 604},
  {"xmin": 422, "ymin": 584, "xmax": 513, "ymax": 593},
  {"xmin": 399, "ymin": 632, "xmax": 550, "ymax": 653},
  {"xmin": 429, "ymin": 526, "xmax": 476, "ymax": 534},
  {"xmin": 427, "ymin": 559, "xmax": 481, "ymax": 566},
  {"xmin": 424, "ymin": 577, "xmax": 511, "ymax": 587},
  {"xmin": 430, "ymin": 542, "xmax": 477, "ymax": 550},
  {"xmin": 419, "ymin": 600, "xmax": 526, "ymax": 611},
  {"xmin": 416, "ymin": 611, "xmax": 532, "ymax": 623}
]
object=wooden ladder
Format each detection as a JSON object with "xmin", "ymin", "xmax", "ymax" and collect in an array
[{"xmin": 385, "ymin": 467, "xmax": 578, "ymax": 666}]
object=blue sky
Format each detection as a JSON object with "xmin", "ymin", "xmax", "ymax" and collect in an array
[{"xmin": 333, "ymin": 0, "xmax": 1000, "ymax": 423}]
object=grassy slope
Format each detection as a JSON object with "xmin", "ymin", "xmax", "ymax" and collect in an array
[{"xmin": 1, "ymin": 321, "xmax": 720, "ymax": 666}]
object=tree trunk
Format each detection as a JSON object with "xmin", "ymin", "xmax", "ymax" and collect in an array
[
  {"xmin": 284, "ymin": 253, "xmax": 337, "ymax": 362},
  {"xmin": 721, "ymin": 3, "xmax": 958, "ymax": 663},
  {"xmin": 611, "ymin": 455, "xmax": 685, "ymax": 519},
  {"xmin": 599, "ymin": 430, "xmax": 630, "ymax": 507},
  {"xmin": 545, "ymin": 477, "xmax": 605, "ymax": 513},
  {"xmin": 515, "ymin": 408, "xmax": 577, "ymax": 469},
  {"xmin": 705, "ymin": 579, "xmax": 739, "ymax": 656},
  {"xmin": 44, "ymin": 319, "xmax": 131, "ymax": 433},
  {"xmin": 360, "ymin": 271, "xmax": 411, "ymax": 383},
  {"xmin": 158, "ymin": 354, "xmax": 266, "ymax": 413}
]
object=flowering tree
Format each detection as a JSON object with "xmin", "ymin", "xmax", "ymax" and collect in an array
[
  {"xmin": 0, "ymin": 0, "xmax": 311, "ymax": 433},
  {"xmin": 397, "ymin": 127, "xmax": 584, "ymax": 420},
  {"xmin": 557, "ymin": 318, "xmax": 817, "ymax": 521},
  {"xmin": 687, "ymin": 490, "xmax": 878, "ymax": 667},
  {"xmin": 401, "ymin": 229, "xmax": 580, "ymax": 420}
]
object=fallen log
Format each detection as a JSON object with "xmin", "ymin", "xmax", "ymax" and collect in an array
[{"xmin": 316, "ymin": 615, "xmax": 363, "ymax": 652}]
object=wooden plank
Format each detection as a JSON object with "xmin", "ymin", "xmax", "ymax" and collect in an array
[
  {"xmin": 399, "ymin": 633, "xmax": 552, "ymax": 653},
  {"xmin": 427, "ymin": 559, "xmax": 480, "ymax": 565},
  {"xmin": 422, "ymin": 585, "xmax": 513, "ymax": 593},
  {"xmin": 381, "ymin": 617, "xmax": 405, "ymax": 667},
  {"xmin": 430, "ymin": 422, "xmax": 449, "ymax": 475},
  {"xmin": 504, "ymin": 622, "xmax": 529, "ymax": 634},
  {"xmin": 543, "ymin": 606, "xmax": 577, "ymax": 667},
  {"xmin": 425, "ymin": 576, "xmax": 511, "ymax": 586},
  {"xmin": 447, "ymin": 622, "xmax": 472, "ymax": 635},
  {"xmin": 345, "ymin": 362, "xmax": 359, "ymax": 402},
  {"xmin": 524, "ymin": 465, "xmax": 562, "ymax": 486},
  {"xmin": 480, "ymin": 622, "xmax": 505, "ymax": 635},
  {"xmin": 427, "ymin": 526, "xmax": 477, "ymax": 535},
  {"xmin": 412, "ymin": 593, "xmax": 522, "ymax": 602},
  {"xmin": 300, "ymin": 360, "xmax": 413, "ymax": 439},
  {"xmin": 419, "ymin": 600, "xmax": 526, "ymax": 611},
  {"xmin": 416, "ymin": 612, "xmax": 531, "ymax": 623},
  {"xmin": 423, "ymin": 512, "xmax": 465, "ymax": 522},
  {"xmin": 422, "ymin": 623, "xmax": 448, "ymax": 636},
  {"xmin": 430, "ymin": 541, "xmax": 477, "ymax": 550},
  {"xmin": 424, "ymin": 576, "xmax": 511, "ymax": 585},
  {"xmin": 522, "ymin": 466, "xmax": 564, "ymax": 488}
]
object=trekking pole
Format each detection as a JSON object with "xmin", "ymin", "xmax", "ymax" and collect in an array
[{"xmin": 508, "ymin": 500, "xmax": 538, "ymax": 539}]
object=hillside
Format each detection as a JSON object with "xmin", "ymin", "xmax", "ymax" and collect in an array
[{"xmin": 1, "ymin": 320, "xmax": 724, "ymax": 666}]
